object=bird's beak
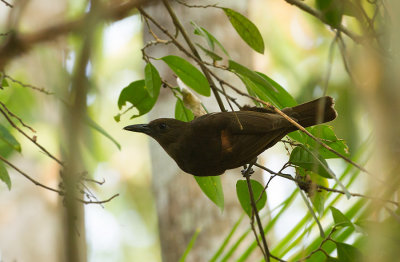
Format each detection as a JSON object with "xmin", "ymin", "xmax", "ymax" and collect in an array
[{"xmin": 123, "ymin": 124, "xmax": 151, "ymax": 135}]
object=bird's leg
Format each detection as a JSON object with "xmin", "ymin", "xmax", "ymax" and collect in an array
[{"xmin": 241, "ymin": 157, "xmax": 258, "ymax": 177}]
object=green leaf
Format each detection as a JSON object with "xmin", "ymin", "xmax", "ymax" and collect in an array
[
  {"xmin": 117, "ymin": 80, "xmax": 159, "ymax": 118},
  {"xmin": 223, "ymin": 8, "xmax": 265, "ymax": 53},
  {"xmin": 236, "ymin": 179, "xmax": 266, "ymax": 217},
  {"xmin": 238, "ymin": 70, "xmax": 297, "ymax": 109},
  {"xmin": 336, "ymin": 242, "xmax": 362, "ymax": 262},
  {"xmin": 196, "ymin": 44, "xmax": 223, "ymax": 61},
  {"xmin": 289, "ymin": 146, "xmax": 331, "ymax": 178},
  {"xmin": 161, "ymin": 55, "xmax": 210, "ymax": 96},
  {"xmin": 316, "ymin": 0, "xmax": 344, "ymax": 27},
  {"xmin": 330, "ymin": 206, "xmax": 354, "ymax": 228},
  {"xmin": 229, "ymin": 60, "xmax": 277, "ymax": 93},
  {"xmin": 194, "ymin": 176, "xmax": 224, "ymax": 212},
  {"xmin": 0, "ymin": 124, "xmax": 21, "ymax": 152},
  {"xmin": 192, "ymin": 22, "xmax": 229, "ymax": 56},
  {"xmin": 1, "ymin": 78, "xmax": 8, "ymax": 87},
  {"xmin": 326, "ymin": 256, "xmax": 340, "ymax": 262},
  {"xmin": 0, "ymin": 162, "xmax": 11, "ymax": 190},
  {"xmin": 306, "ymin": 125, "xmax": 349, "ymax": 159},
  {"xmin": 85, "ymin": 116, "xmax": 121, "ymax": 150},
  {"xmin": 144, "ymin": 62, "xmax": 161, "ymax": 98},
  {"xmin": 175, "ymin": 98, "xmax": 194, "ymax": 122},
  {"xmin": 179, "ymin": 228, "xmax": 201, "ymax": 262}
]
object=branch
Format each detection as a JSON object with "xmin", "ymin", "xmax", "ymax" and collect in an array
[
  {"xmin": 0, "ymin": 0, "xmax": 154, "ymax": 68},
  {"xmin": 0, "ymin": 154, "xmax": 62, "ymax": 194},
  {"xmin": 3, "ymin": 74, "xmax": 53, "ymax": 94},
  {"xmin": 161, "ymin": 0, "xmax": 226, "ymax": 112},
  {"xmin": 254, "ymin": 163, "xmax": 399, "ymax": 207},
  {"xmin": 1, "ymin": 0, "xmax": 13, "ymax": 8},
  {"xmin": 284, "ymin": 0, "xmax": 362, "ymax": 44},
  {"xmin": 0, "ymin": 104, "xmax": 64, "ymax": 165},
  {"xmin": 242, "ymin": 164, "xmax": 271, "ymax": 262}
]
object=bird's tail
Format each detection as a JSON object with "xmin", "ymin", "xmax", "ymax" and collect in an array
[{"xmin": 283, "ymin": 96, "xmax": 337, "ymax": 129}]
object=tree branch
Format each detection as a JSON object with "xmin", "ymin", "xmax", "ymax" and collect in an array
[{"xmin": 0, "ymin": 0, "xmax": 154, "ymax": 68}]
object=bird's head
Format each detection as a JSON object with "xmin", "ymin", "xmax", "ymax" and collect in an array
[{"xmin": 124, "ymin": 118, "xmax": 188, "ymax": 147}]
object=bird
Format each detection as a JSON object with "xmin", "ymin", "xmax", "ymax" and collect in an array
[{"xmin": 124, "ymin": 96, "xmax": 337, "ymax": 177}]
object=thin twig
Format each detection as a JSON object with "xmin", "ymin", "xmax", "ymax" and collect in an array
[
  {"xmin": 80, "ymin": 193, "xmax": 119, "ymax": 204},
  {"xmin": 0, "ymin": 0, "xmax": 154, "ymax": 68},
  {"xmin": 0, "ymin": 154, "xmax": 62, "ymax": 194},
  {"xmin": 160, "ymin": 0, "xmax": 226, "ymax": 112},
  {"xmin": 0, "ymin": 101, "xmax": 36, "ymax": 132},
  {"xmin": 1, "ymin": 0, "xmax": 13, "ymax": 8},
  {"xmin": 0, "ymin": 106, "xmax": 64, "ymax": 165},
  {"xmin": 242, "ymin": 164, "xmax": 271, "ymax": 262},
  {"xmin": 4, "ymin": 74, "xmax": 53, "ymax": 94},
  {"xmin": 284, "ymin": 0, "xmax": 362, "ymax": 44},
  {"xmin": 254, "ymin": 163, "xmax": 399, "ymax": 207},
  {"xmin": 175, "ymin": 0, "xmax": 219, "ymax": 9},
  {"xmin": 297, "ymin": 227, "xmax": 337, "ymax": 261}
]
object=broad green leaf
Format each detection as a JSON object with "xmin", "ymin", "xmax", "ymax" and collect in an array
[
  {"xmin": 179, "ymin": 228, "xmax": 201, "ymax": 262},
  {"xmin": 86, "ymin": 116, "xmax": 121, "ymax": 150},
  {"xmin": 223, "ymin": 8, "xmax": 265, "ymax": 53},
  {"xmin": 306, "ymin": 125, "xmax": 349, "ymax": 159},
  {"xmin": 0, "ymin": 124, "xmax": 21, "ymax": 152},
  {"xmin": 236, "ymin": 179, "xmax": 266, "ymax": 217},
  {"xmin": 175, "ymin": 98, "xmax": 194, "ymax": 122},
  {"xmin": 144, "ymin": 62, "xmax": 161, "ymax": 97},
  {"xmin": 229, "ymin": 60, "xmax": 276, "ymax": 93},
  {"xmin": 194, "ymin": 176, "xmax": 224, "ymax": 212},
  {"xmin": 196, "ymin": 44, "xmax": 223, "ymax": 61},
  {"xmin": 336, "ymin": 242, "xmax": 362, "ymax": 262},
  {"xmin": 0, "ymin": 162, "xmax": 11, "ymax": 190},
  {"xmin": 192, "ymin": 22, "xmax": 229, "ymax": 56},
  {"xmin": 239, "ymin": 70, "xmax": 297, "ymax": 109},
  {"xmin": 289, "ymin": 146, "xmax": 331, "ymax": 178},
  {"xmin": 316, "ymin": 0, "xmax": 344, "ymax": 27},
  {"xmin": 161, "ymin": 55, "xmax": 210, "ymax": 96},
  {"xmin": 117, "ymin": 80, "xmax": 159, "ymax": 119},
  {"xmin": 330, "ymin": 206, "xmax": 353, "ymax": 228}
]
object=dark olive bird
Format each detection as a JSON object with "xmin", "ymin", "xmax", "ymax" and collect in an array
[{"xmin": 124, "ymin": 96, "xmax": 337, "ymax": 177}]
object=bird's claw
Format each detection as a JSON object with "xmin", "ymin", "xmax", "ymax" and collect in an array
[{"xmin": 241, "ymin": 165, "xmax": 255, "ymax": 177}]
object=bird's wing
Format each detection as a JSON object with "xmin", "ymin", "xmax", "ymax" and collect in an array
[{"xmin": 226, "ymin": 111, "xmax": 296, "ymax": 134}]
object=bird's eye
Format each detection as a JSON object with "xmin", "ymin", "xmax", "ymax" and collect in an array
[{"xmin": 159, "ymin": 123, "xmax": 167, "ymax": 130}]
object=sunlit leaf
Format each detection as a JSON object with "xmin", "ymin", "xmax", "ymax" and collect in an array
[
  {"xmin": 0, "ymin": 162, "xmax": 11, "ymax": 190},
  {"xmin": 144, "ymin": 62, "xmax": 161, "ymax": 97},
  {"xmin": 161, "ymin": 55, "xmax": 210, "ymax": 96},
  {"xmin": 223, "ymin": 8, "xmax": 265, "ymax": 53},
  {"xmin": 117, "ymin": 80, "xmax": 159, "ymax": 119},
  {"xmin": 236, "ymin": 179, "xmax": 266, "ymax": 217},
  {"xmin": 0, "ymin": 124, "xmax": 21, "ymax": 152},
  {"xmin": 306, "ymin": 125, "xmax": 349, "ymax": 159},
  {"xmin": 194, "ymin": 176, "xmax": 224, "ymax": 212},
  {"xmin": 175, "ymin": 98, "xmax": 194, "ymax": 122}
]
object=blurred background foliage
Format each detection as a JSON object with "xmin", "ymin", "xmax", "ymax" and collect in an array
[{"xmin": 0, "ymin": 0, "xmax": 397, "ymax": 261}]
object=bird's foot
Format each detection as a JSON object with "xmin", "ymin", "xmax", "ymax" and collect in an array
[{"xmin": 241, "ymin": 164, "xmax": 255, "ymax": 177}]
